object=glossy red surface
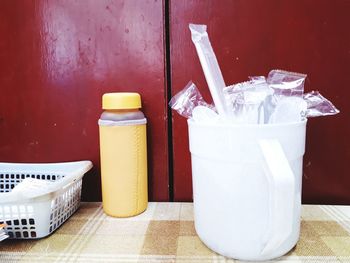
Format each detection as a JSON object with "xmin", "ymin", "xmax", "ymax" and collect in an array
[
  {"xmin": 170, "ymin": 0, "xmax": 350, "ymax": 203},
  {"xmin": 2, "ymin": 1, "xmax": 350, "ymax": 204},
  {"xmin": 0, "ymin": 0, "xmax": 169, "ymax": 201}
]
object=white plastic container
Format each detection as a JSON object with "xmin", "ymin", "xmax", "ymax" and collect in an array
[
  {"xmin": 188, "ymin": 119, "xmax": 307, "ymax": 261},
  {"xmin": 0, "ymin": 161, "xmax": 92, "ymax": 239}
]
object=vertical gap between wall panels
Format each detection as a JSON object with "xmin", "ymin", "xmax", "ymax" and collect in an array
[{"xmin": 164, "ymin": 0, "xmax": 174, "ymax": 201}]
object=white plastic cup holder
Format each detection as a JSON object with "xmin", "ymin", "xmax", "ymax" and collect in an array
[{"xmin": 188, "ymin": 119, "xmax": 306, "ymax": 261}]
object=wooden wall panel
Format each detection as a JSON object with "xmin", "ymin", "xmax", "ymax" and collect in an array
[
  {"xmin": 170, "ymin": 0, "xmax": 350, "ymax": 203},
  {"xmin": 0, "ymin": 0, "xmax": 169, "ymax": 201}
]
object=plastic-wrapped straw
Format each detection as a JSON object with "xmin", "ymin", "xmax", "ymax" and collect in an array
[{"xmin": 189, "ymin": 24, "xmax": 230, "ymax": 118}]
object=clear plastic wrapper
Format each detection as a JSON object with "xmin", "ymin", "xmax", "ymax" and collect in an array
[
  {"xmin": 267, "ymin": 69, "xmax": 307, "ymax": 97},
  {"xmin": 224, "ymin": 79, "xmax": 273, "ymax": 124},
  {"xmin": 170, "ymin": 56, "xmax": 339, "ymax": 123},
  {"xmin": 263, "ymin": 70, "xmax": 308, "ymax": 123},
  {"xmin": 303, "ymin": 91, "xmax": 340, "ymax": 117},
  {"xmin": 249, "ymin": 76, "xmax": 267, "ymax": 83},
  {"xmin": 169, "ymin": 81, "xmax": 214, "ymax": 119}
]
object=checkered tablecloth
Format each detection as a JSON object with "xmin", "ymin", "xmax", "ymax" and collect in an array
[{"xmin": 0, "ymin": 203, "xmax": 349, "ymax": 262}]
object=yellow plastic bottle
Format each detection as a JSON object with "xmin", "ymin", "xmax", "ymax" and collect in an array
[{"xmin": 98, "ymin": 92, "xmax": 148, "ymax": 217}]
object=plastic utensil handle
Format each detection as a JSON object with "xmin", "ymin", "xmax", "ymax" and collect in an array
[{"xmin": 259, "ymin": 139, "xmax": 295, "ymax": 256}]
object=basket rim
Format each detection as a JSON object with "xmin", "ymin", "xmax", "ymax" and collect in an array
[{"xmin": 0, "ymin": 160, "xmax": 92, "ymax": 204}]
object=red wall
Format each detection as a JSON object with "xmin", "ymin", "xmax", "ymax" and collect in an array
[
  {"xmin": 170, "ymin": 0, "xmax": 350, "ymax": 203},
  {"xmin": 1, "ymin": 1, "xmax": 349, "ymax": 204},
  {"xmin": 0, "ymin": 0, "xmax": 169, "ymax": 201}
]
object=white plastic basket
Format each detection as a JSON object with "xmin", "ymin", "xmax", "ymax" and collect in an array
[{"xmin": 0, "ymin": 161, "xmax": 92, "ymax": 239}]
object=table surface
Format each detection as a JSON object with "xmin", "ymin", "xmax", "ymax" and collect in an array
[{"xmin": 1, "ymin": 203, "xmax": 350, "ymax": 262}]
